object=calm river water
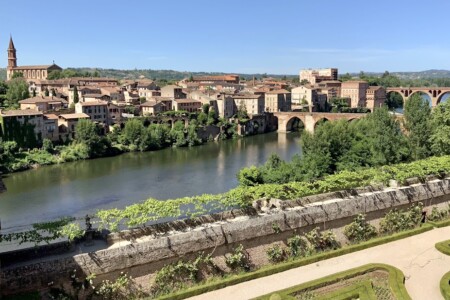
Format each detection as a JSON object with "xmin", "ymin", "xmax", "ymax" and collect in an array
[{"xmin": 0, "ymin": 132, "xmax": 301, "ymax": 231}]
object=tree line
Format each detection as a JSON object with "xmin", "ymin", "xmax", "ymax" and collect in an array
[
  {"xmin": 238, "ymin": 94, "xmax": 448, "ymax": 186},
  {"xmin": 0, "ymin": 114, "xmax": 238, "ymax": 174}
]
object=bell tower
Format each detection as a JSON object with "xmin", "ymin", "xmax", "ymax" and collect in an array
[
  {"xmin": 7, "ymin": 35, "xmax": 17, "ymax": 80},
  {"xmin": 7, "ymin": 35, "xmax": 17, "ymax": 68}
]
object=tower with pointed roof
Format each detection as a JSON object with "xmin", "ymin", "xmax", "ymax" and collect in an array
[
  {"xmin": 6, "ymin": 35, "xmax": 61, "ymax": 81},
  {"xmin": 7, "ymin": 36, "xmax": 17, "ymax": 80}
]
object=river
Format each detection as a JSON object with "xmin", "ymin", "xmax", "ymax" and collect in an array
[{"xmin": 0, "ymin": 132, "xmax": 301, "ymax": 231}]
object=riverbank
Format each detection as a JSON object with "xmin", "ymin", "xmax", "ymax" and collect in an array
[
  {"xmin": 0, "ymin": 132, "xmax": 301, "ymax": 231},
  {"xmin": 2, "ymin": 172, "xmax": 450, "ymax": 298}
]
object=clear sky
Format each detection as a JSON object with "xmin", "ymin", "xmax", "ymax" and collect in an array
[{"xmin": 2, "ymin": 0, "xmax": 450, "ymax": 74}]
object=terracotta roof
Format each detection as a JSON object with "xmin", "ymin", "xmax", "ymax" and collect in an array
[
  {"xmin": 150, "ymin": 96, "xmax": 173, "ymax": 101},
  {"xmin": 141, "ymin": 101, "xmax": 164, "ymax": 107},
  {"xmin": 79, "ymin": 100, "xmax": 108, "ymax": 106},
  {"xmin": 161, "ymin": 85, "xmax": 181, "ymax": 90},
  {"xmin": 233, "ymin": 94, "xmax": 262, "ymax": 99},
  {"xmin": 83, "ymin": 93, "xmax": 108, "ymax": 98},
  {"xmin": 12, "ymin": 64, "xmax": 62, "ymax": 70},
  {"xmin": 44, "ymin": 114, "xmax": 59, "ymax": 120},
  {"xmin": 19, "ymin": 96, "xmax": 65, "ymax": 104},
  {"xmin": 59, "ymin": 113, "xmax": 90, "ymax": 120},
  {"xmin": 0, "ymin": 109, "xmax": 43, "ymax": 117},
  {"xmin": 266, "ymin": 89, "xmax": 290, "ymax": 94},
  {"xmin": 192, "ymin": 75, "xmax": 239, "ymax": 82},
  {"xmin": 174, "ymin": 98, "xmax": 201, "ymax": 104}
]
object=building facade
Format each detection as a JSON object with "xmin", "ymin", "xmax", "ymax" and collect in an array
[
  {"xmin": 341, "ymin": 81, "xmax": 370, "ymax": 107},
  {"xmin": 7, "ymin": 36, "xmax": 62, "ymax": 81},
  {"xmin": 264, "ymin": 89, "xmax": 291, "ymax": 112},
  {"xmin": 299, "ymin": 68, "xmax": 338, "ymax": 85}
]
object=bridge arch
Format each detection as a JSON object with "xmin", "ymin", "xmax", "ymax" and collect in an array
[
  {"xmin": 409, "ymin": 91, "xmax": 432, "ymax": 107},
  {"xmin": 437, "ymin": 92, "xmax": 450, "ymax": 105},
  {"xmin": 314, "ymin": 117, "xmax": 329, "ymax": 129},
  {"xmin": 285, "ymin": 116, "xmax": 305, "ymax": 132},
  {"xmin": 386, "ymin": 91, "xmax": 405, "ymax": 111}
]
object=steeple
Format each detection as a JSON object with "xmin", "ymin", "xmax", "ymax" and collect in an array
[
  {"xmin": 7, "ymin": 35, "xmax": 17, "ymax": 69},
  {"xmin": 8, "ymin": 35, "xmax": 15, "ymax": 50}
]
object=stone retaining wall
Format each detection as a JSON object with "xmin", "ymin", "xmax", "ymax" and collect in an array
[{"xmin": 1, "ymin": 178, "xmax": 450, "ymax": 295}]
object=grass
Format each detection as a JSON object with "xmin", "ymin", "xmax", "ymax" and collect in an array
[
  {"xmin": 440, "ymin": 271, "xmax": 450, "ymax": 300},
  {"xmin": 436, "ymin": 239, "xmax": 450, "ymax": 299},
  {"xmin": 155, "ymin": 224, "xmax": 432, "ymax": 300},
  {"xmin": 252, "ymin": 264, "xmax": 409, "ymax": 300}
]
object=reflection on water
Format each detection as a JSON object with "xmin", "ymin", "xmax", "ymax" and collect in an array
[{"xmin": 0, "ymin": 132, "xmax": 301, "ymax": 229}]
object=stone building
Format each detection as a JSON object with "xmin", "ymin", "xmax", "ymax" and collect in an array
[
  {"xmin": 299, "ymin": 68, "xmax": 338, "ymax": 85},
  {"xmin": 232, "ymin": 94, "xmax": 265, "ymax": 116},
  {"xmin": 264, "ymin": 89, "xmax": 291, "ymax": 112},
  {"xmin": 0, "ymin": 109, "xmax": 44, "ymax": 146},
  {"xmin": 75, "ymin": 100, "xmax": 109, "ymax": 125},
  {"xmin": 366, "ymin": 86, "xmax": 386, "ymax": 110},
  {"xmin": 6, "ymin": 36, "xmax": 62, "ymax": 81},
  {"xmin": 19, "ymin": 96, "xmax": 68, "ymax": 112},
  {"xmin": 341, "ymin": 80, "xmax": 370, "ymax": 107}
]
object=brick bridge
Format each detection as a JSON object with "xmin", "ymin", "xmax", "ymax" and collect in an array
[
  {"xmin": 273, "ymin": 112, "xmax": 366, "ymax": 133},
  {"xmin": 386, "ymin": 87, "xmax": 450, "ymax": 107}
]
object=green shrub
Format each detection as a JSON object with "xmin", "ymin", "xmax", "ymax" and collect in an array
[
  {"xmin": 304, "ymin": 228, "xmax": 340, "ymax": 252},
  {"xmin": 152, "ymin": 252, "xmax": 219, "ymax": 296},
  {"xmin": 266, "ymin": 244, "xmax": 286, "ymax": 263},
  {"xmin": 287, "ymin": 235, "xmax": 309, "ymax": 257},
  {"xmin": 428, "ymin": 205, "xmax": 450, "ymax": 222},
  {"xmin": 344, "ymin": 214, "xmax": 377, "ymax": 243},
  {"xmin": 379, "ymin": 203, "xmax": 423, "ymax": 234},
  {"xmin": 225, "ymin": 244, "xmax": 250, "ymax": 271}
]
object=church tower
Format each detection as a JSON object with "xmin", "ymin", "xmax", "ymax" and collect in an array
[{"xmin": 7, "ymin": 36, "xmax": 17, "ymax": 80}]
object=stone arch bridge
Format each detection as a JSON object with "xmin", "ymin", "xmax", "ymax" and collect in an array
[
  {"xmin": 273, "ymin": 112, "xmax": 366, "ymax": 133},
  {"xmin": 386, "ymin": 87, "xmax": 450, "ymax": 107}
]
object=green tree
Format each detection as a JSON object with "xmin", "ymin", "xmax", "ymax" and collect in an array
[
  {"xmin": 11, "ymin": 72, "xmax": 24, "ymax": 79},
  {"xmin": 47, "ymin": 70, "xmax": 62, "ymax": 80},
  {"xmin": 385, "ymin": 92, "xmax": 403, "ymax": 110},
  {"xmin": 202, "ymin": 103, "xmax": 210, "ymax": 114},
  {"xmin": 430, "ymin": 100, "xmax": 450, "ymax": 156},
  {"xmin": 404, "ymin": 94, "xmax": 431, "ymax": 160},
  {"xmin": 0, "ymin": 81, "xmax": 8, "ymax": 94},
  {"xmin": 74, "ymin": 119, "xmax": 107, "ymax": 157},
  {"xmin": 73, "ymin": 86, "xmax": 79, "ymax": 103},
  {"xmin": 237, "ymin": 102, "xmax": 249, "ymax": 121},
  {"xmin": 5, "ymin": 77, "xmax": 29, "ymax": 108},
  {"xmin": 207, "ymin": 108, "xmax": 217, "ymax": 125},
  {"xmin": 197, "ymin": 112, "xmax": 208, "ymax": 125},
  {"xmin": 121, "ymin": 118, "xmax": 144, "ymax": 147}
]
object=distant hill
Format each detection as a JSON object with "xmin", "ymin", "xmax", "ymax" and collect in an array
[
  {"xmin": 3, "ymin": 67, "xmax": 450, "ymax": 82},
  {"xmin": 0, "ymin": 67, "xmax": 291, "ymax": 81},
  {"xmin": 349, "ymin": 69, "xmax": 450, "ymax": 80}
]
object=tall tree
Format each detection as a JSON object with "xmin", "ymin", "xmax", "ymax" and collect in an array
[
  {"xmin": 75, "ymin": 119, "xmax": 107, "ymax": 157},
  {"xmin": 6, "ymin": 78, "xmax": 29, "ymax": 108},
  {"xmin": 73, "ymin": 86, "xmax": 79, "ymax": 103},
  {"xmin": 404, "ymin": 94, "xmax": 431, "ymax": 160},
  {"xmin": 429, "ymin": 100, "xmax": 450, "ymax": 156}
]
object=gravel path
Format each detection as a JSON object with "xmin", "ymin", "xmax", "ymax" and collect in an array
[{"xmin": 189, "ymin": 226, "xmax": 450, "ymax": 300}]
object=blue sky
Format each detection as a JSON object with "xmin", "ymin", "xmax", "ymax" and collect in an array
[{"xmin": 2, "ymin": 0, "xmax": 450, "ymax": 74}]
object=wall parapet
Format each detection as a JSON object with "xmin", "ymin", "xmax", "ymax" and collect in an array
[{"xmin": 2, "ymin": 177, "xmax": 450, "ymax": 295}]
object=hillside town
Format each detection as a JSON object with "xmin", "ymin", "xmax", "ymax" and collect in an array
[{"xmin": 0, "ymin": 36, "xmax": 387, "ymax": 144}]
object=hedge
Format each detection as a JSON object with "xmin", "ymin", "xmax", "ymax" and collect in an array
[
  {"xmin": 429, "ymin": 218, "xmax": 450, "ymax": 228},
  {"xmin": 435, "ymin": 240, "xmax": 450, "ymax": 256},
  {"xmin": 440, "ymin": 271, "xmax": 450, "ymax": 300},
  {"xmin": 156, "ymin": 224, "xmax": 432, "ymax": 300},
  {"xmin": 253, "ymin": 264, "xmax": 409, "ymax": 300},
  {"xmin": 315, "ymin": 280, "xmax": 377, "ymax": 300}
]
